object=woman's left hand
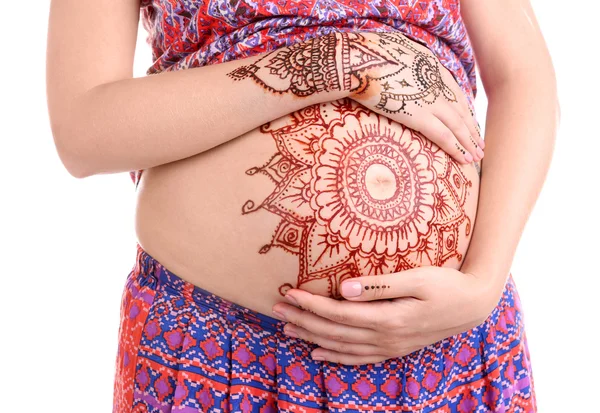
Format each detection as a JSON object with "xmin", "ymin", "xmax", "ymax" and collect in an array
[{"xmin": 272, "ymin": 266, "xmax": 503, "ymax": 366}]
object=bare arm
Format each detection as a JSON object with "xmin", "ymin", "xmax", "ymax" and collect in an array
[
  {"xmin": 459, "ymin": 0, "xmax": 559, "ymax": 308},
  {"xmin": 46, "ymin": 0, "xmax": 349, "ymax": 178}
]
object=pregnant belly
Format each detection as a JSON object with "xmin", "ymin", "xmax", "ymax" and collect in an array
[{"xmin": 134, "ymin": 98, "xmax": 481, "ymax": 317}]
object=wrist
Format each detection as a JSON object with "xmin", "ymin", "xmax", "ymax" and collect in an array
[
  {"xmin": 329, "ymin": 31, "xmax": 376, "ymax": 99},
  {"xmin": 227, "ymin": 33, "xmax": 351, "ymax": 101},
  {"xmin": 461, "ymin": 252, "xmax": 511, "ymax": 289},
  {"xmin": 461, "ymin": 264, "xmax": 509, "ymax": 323}
]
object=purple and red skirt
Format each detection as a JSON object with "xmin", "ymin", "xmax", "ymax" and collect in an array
[{"xmin": 112, "ymin": 243, "xmax": 536, "ymax": 412}]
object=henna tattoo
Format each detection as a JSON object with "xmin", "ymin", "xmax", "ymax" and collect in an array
[
  {"xmin": 469, "ymin": 108, "xmax": 483, "ymax": 138},
  {"xmin": 364, "ymin": 285, "xmax": 391, "ymax": 290},
  {"xmin": 227, "ymin": 32, "xmax": 398, "ymax": 97},
  {"xmin": 396, "ymin": 79, "xmax": 412, "ymax": 88},
  {"xmin": 469, "ymin": 135, "xmax": 479, "ymax": 149},
  {"xmin": 356, "ymin": 32, "xmax": 458, "ymax": 115},
  {"xmin": 228, "ymin": 30, "xmax": 462, "ymax": 121},
  {"xmin": 227, "ymin": 33, "xmax": 342, "ymax": 96},
  {"xmin": 242, "ymin": 99, "xmax": 474, "ymax": 298}
]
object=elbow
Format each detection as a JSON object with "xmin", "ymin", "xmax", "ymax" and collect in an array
[
  {"xmin": 54, "ymin": 140, "xmax": 90, "ymax": 179},
  {"xmin": 483, "ymin": 52, "xmax": 558, "ymax": 98},
  {"xmin": 486, "ymin": 68, "xmax": 560, "ymax": 122},
  {"xmin": 50, "ymin": 118, "xmax": 96, "ymax": 180},
  {"xmin": 486, "ymin": 68, "xmax": 556, "ymax": 97},
  {"xmin": 48, "ymin": 88, "xmax": 102, "ymax": 179},
  {"xmin": 556, "ymin": 96, "xmax": 562, "ymax": 127},
  {"xmin": 58, "ymin": 146, "xmax": 93, "ymax": 180},
  {"xmin": 543, "ymin": 71, "xmax": 561, "ymax": 129}
]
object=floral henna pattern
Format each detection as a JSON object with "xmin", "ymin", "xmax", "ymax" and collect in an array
[
  {"xmin": 242, "ymin": 99, "xmax": 474, "ymax": 298},
  {"xmin": 227, "ymin": 32, "xmax": 398, "ymax": 96},
  {"xmin": 228, "ymin": 31, "xmax": 459, "ymax": 120},
  {"xmin": 355, "ymin": 32, "xmax": 459, "ymax": 115},
  {"xmin": 227, "ymin": 32, "xmax": 343, "ymax": 96}
]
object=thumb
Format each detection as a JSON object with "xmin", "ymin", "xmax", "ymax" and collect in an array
[{"xmin": 340, "ymin": 268, "xmax": 428, "ymax": 301}]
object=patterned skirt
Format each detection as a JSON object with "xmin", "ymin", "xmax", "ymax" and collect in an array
[{"xmin": 112, "ymin": 243, "xmax": 537, "ymax": 412}]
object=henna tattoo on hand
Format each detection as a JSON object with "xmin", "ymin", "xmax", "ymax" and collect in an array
[
  {"xmin": 227, "ymin": 30, "xmax": 462, "ymax": 118},
  {"xmin": 364, "ymin": 284, "xmax": 391, "ymax": 290},
  {"xmin": 227, "ymin": 33, "xmax": 343, "ymax": 96},
  {"xmin": 226, "ymin": 32, "xmax": 399, "ymax": 97},
  {"xmin": 351, "ymin": 32, "xmax": 459, "ymax": 116}
]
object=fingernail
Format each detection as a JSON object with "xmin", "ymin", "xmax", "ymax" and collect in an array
[
  {"xmin": 284, "ymin": 294, "xmax": 299, "ymax": 306},
  {"xmin": 272, "ymin": 310, "xmax": 286, "ymax": 321},
  {"xmin": 479, "ymin": 139, "xmax": 485, "ymax": 149},
  {"xmin": 476, "ymin": 147, "xmax": 484, "ymax": 159},
  {"xmin": 341, "ymin": 281, "xmax": 362, "ymax": 297},
  {"xmin": 284, "ymin": 325, "xmax": 299, "ymax": 338},
  {"xmin": 312, "ymin": 354, "xmax": 326, "ymax": 361},
  {"xmin": 464, "ymin": 152, "xmax": 474, "ymax": 163}
]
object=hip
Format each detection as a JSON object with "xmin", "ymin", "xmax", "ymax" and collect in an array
[{"xmin": 112, "ymin": 242, "xmax": 536, "ymax": 412}]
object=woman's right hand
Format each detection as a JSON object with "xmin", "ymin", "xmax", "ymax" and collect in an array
[{"xmin": 343, "ymin": 31, "xmax": 484, "ymax": 164}]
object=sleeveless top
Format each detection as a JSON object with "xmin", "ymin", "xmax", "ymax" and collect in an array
[{"xmin": 130, "ymin": 0, "xmax": 478, "ymax": 187}]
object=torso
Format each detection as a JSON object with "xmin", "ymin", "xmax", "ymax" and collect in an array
[
  {"xmin": 135, "ymin": 95, "xmax": 481, "ymax": 317},
  {"xmin": 135, "ymin": 0, "xmax": 481, "ymax": 317}
]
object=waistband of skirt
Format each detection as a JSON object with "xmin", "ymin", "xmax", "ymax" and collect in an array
[{"xmin": 131, "ymin": 242, "xmax": 286, "ymax": 333}]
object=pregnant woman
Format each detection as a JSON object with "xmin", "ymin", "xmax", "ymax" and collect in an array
[{"xmin": 46, "ymin": 0, "xmax": 557, "ymax": 411}]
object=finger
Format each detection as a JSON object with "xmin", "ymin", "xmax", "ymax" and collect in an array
[
  {"xmin": 434, "ymin": 108, "xmax": 481, "ymax": 162},
  {"xmin": 438, "ymin": 65, "xmax": 485, "ymax": 149},
  {"xmin": 465, "ymin": 106, "xmax": 483, "ymax": 146},
  {"xmin": 280, "ymin": 289, "xmax": 394, "ymax": 329},
  {"xmin": 339, "ymin": 268, "xmax": 428, "ymax": 301},
  {"xmin": 272, "ymin": 301, "xmax": 378, "ymax": 344},
  {"xmin": 464, "ymin": 98, "xmax": 484, "ymax": 146},
  {"xmin": 461, "ymin": 109, "xmax": 485, "ymax": 157},
  {"xmin": 475, "ymin": 120, "xmax": 484, "ymax": 147},
  {"xmin": 454, "ymin": 88, "xmax": 485, "ymax": 150},
  {"xmin": 310, "ymin": 348, "xmax": 389, "ymax": 366},
  {"xmin": 412, "ymin": 115, "xmax": 473, "ymax": 164},
  {"xmin": 284, "ymin": 323, "xmax": 381, "ymax": 355},
  {"xmin": 450, "ymin": 90, "xmax": 484, "ymax": 154}
]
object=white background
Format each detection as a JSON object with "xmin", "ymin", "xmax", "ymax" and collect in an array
[{"xmin": 1, "ymin": 0, "xmax": 598, "ymax": 411}]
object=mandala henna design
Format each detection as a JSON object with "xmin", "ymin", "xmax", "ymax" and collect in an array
[{"xmin": 242, "ymin": 99, "xmax": 474, "ymax": 298}]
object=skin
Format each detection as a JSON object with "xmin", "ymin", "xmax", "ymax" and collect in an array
[
  {"xmin": 230, "ymin": 31, "xmax": 481, "ymax": 299},
  {"xmin": 46, "ymin": 0, "xmax": 557, "ymax": 366},
  {"xmin": 228, "ymin": 31, "xmax": 483, "ymax": 164},
  {"xmin": 46, "ymin": 3, "xmax": 479, "ymax": 178},
  {"xmin": 242, "ymin": 97, "xmax": 480, "ymax": 299},
  {"xmin": 46, "ymin": 1, "xmax": 483, "ymax": 317},
  {"xmin": 273, "ymin": 0, "xmax": 559, "ymax": 365}
]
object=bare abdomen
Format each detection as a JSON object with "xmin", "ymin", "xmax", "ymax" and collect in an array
[{"xmin": 134, "ymin": 98, "xmax": 481, "ymax": 317}]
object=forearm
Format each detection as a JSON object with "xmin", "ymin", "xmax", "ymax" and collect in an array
[
  {"xmin": 461, "ymin": 74, "xmax": 559, "ymax": 303},
  {"xmin": 57, "ymin": 35, "xmax": 349, "ymax": 178}
]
